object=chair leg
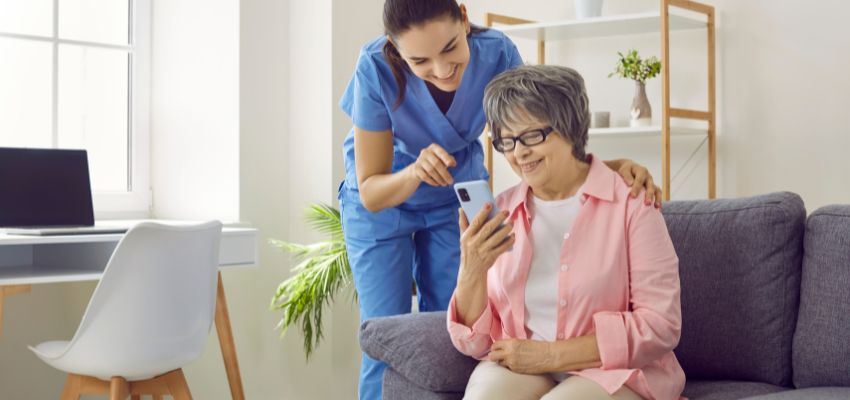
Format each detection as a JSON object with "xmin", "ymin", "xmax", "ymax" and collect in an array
[
  {"xmin": 60, "ymin": 374, "xmax": 83, "ymax": 400},
  {"xmin": 153, "ymin": 396, "xmax": 163, "ymax": 400},
  {"xmin": 110, "ymin": 376, "xmax": 130, "ymax": 400},
  {"xmin": 130, "ymin": 396, "xmax": 141, "ymax": 400},
  {"xmin": 163, "ymin": 369, "xmax": 193, "ymax": 400}
]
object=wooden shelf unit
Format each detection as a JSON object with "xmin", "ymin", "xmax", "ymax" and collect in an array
[{"xmin": 484, "ymin": 0, "xmax": 716, "ymax": 200}]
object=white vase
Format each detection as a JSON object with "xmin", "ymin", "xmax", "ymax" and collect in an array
[
  {"xmin": 574, "ymin": 0, "xmax": 603, "ymax": 19},
  {"xmin": 630, "ymin": 81, "xmax": 652, "ymax": 127}
]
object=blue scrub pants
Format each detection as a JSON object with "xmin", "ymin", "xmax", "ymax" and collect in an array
[{"xmin": 340, "ymin": 189, "xmax": 461, "ymax": 400}]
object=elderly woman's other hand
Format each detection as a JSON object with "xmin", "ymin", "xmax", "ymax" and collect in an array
[
  {"xmin": 459, "ymin": 204, "xmax": 514, "ymax": 276},
  {"xmin": 489, "ymin": 339, "xmax": 554, "ymax": 375}
]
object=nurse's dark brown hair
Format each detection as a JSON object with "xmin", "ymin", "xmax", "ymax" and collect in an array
[{"xmin": 382, "ymin": 0, "xmax": 484, "ymax": 108}]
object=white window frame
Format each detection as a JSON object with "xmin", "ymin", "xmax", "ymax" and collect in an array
[{"xmin": 0, "ymin": 0, "xmax": 151, "ymax": 219}]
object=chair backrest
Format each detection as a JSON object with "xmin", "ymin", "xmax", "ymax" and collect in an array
[{"xmin": 59, "ymin": 221, "xmax": 222, "ymax": 379}]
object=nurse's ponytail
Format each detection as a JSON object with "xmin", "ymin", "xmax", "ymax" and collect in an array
[
  {"xmin": 382, "ymin": 0, "xmax": 485, "ymax": 108},
  {"xmin": 382, "ymin": 41, "xmax": 409, "ymax": 108}
]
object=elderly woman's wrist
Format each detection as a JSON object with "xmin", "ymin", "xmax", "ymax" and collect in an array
[{"xmin": 457, "ymin": 264, "xmax": 486, "ymax": 285}]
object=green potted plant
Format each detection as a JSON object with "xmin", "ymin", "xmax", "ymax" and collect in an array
[
  {"xmin": 608, "ymin": 49, "xmax": 662, "ymax": 127},
  {"xmin": 269, "ymin": 203, "xmax": 353, "ymax": 359}
]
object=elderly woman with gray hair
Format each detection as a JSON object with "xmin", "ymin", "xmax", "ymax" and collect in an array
[{"xmin": 447, "ymin": 65, "xmax": 685, "ymax": 400}]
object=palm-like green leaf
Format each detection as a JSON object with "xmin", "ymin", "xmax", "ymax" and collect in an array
[{"xmin": 269, "ymin": 203, "xmax": 354, "ymax": 359}]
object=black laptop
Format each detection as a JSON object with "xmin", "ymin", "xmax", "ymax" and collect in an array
[{"xmin": 0, "ymin": 147, "xmax": 128, "ymax": 235}]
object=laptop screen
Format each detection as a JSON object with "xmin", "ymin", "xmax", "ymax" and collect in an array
[{"xmin": 0, "ymin": 147, "xmax": 95, "ymax": 227}]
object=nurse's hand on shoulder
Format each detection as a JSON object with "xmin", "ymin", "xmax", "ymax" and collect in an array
[
  {"xmin": 605, "ymin": 158, "xmax": 663, "ymax": 209},
  {"xmin": 411, "ymin": 143, "xmax": 457, "ymax": 186},
  {"xmin": 458, "ymin": 204, "xmax": 514, "ymax": 276}
]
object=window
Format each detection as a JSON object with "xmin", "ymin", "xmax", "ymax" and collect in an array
[{"xmin": 0, "ymin": 0, "xmax": 151, "ymax": 217}]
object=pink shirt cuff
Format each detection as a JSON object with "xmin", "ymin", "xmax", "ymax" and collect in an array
[
  {"xmin": 446, "ymin": 296, "xmax": 494, "ymax": 358},
  {"xmin": 593, "ymin": 311, "xmax": 629, "ymax": 370}
]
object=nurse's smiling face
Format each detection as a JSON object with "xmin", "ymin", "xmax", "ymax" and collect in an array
[{"xmin": 392, "ymin": 11, "xmax": 471, "ymax": 92}]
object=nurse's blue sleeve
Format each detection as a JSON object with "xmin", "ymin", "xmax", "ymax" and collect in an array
[
  {"xmin": 339, "ymin": 52, "xmax": 392, "ymax": 132},
  {"xmin": 505, "ymin": 37, "xmax": 524, "ymax": 69}
]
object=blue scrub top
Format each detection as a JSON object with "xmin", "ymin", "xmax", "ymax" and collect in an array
[{"xmin": 340, "ymin": 29, "xmax": 523, "ymax": 211}]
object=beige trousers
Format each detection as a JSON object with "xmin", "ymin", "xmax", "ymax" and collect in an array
[{"xmin": 464, "ymin": 361, "xmax": 644, "ymax": 400}]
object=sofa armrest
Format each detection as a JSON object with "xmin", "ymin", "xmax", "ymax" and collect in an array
[{"xmin": 360, "ymin": 311, "xmax": 478, "ymax": 392}]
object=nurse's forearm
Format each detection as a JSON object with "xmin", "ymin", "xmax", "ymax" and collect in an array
[
  {"xmin": 454, "ymin": 268, "xmax": 489, "ymax": 328},
  {"xmin": 358, "ymin": 164, "xmax": 422, "ymax": 212}
]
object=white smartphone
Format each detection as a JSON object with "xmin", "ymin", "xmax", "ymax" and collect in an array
[{"xmin": 454, "ymin": 180, "xmax": 499, "ymax": 224}]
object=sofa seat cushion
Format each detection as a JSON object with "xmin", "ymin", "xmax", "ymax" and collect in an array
[
  {"xmin": 663, "ymin": 192, "xmax": 805, "ymax": 386},
  {"xmin": 683, "ymin": 380, "xmax": 787, "ymax": 400},
  {"xmin": 792, "ymin": 205, "xmax": 850, "ymax": 387},
  {"xmin": 742, "ymin": 387, "xmax": 850, "ymax": 400},
  {"xmin": 383, "ymin": 367, "xmax": 463, "ymax": 400},
  {"xmin": 360, "ymin": 311, "xmax": 477, "ymax": 392}
]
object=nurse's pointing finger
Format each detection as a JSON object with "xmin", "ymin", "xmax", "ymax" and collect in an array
[
  {"xmin": 428, "ymin": 144, "xmax": 457, "ymax": 168},
  {"xmin": 422, "ymin": 155, "xmax": 451, "ymax": 186}
]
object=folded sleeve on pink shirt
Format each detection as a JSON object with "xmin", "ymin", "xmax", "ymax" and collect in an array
[
  {"xmin": 446, "ymin": 295, "xmax": 495, "ymax": 360},
  {"xmin": 595, "ymin": 199, "xmax": 682, "ymax": 370},
  {"xmin": 593, "ymin": 311, "xmax": 630, "ymax": 370}
]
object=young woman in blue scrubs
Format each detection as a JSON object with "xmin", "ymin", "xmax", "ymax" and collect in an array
[{"xmin": 339, "ymin": 1, "xmax": 662, "ymax": 398}]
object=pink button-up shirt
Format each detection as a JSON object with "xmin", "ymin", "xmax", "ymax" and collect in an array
[{"xmin": 447, "ymin": 155, "xmax": 685, "ymax": 400}]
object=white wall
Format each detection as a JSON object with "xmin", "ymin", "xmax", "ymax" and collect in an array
[
  {"xmin": 0, "ymin": 282, "xmax": 95, "ymax": 399},
  {"xmin": 329, "ymin": 2, "xmax": 386, "ymax": 398},
  {"xmin": 465, "ymin": 0, "xmax": 850, "ymax": 209},
  {"xmin": 150, "ymin": 0, "xmax": 240, "ymax": 221},
  {"xmin": 218, "ymin": 0, "xmax": 383, "ymax": 398}
]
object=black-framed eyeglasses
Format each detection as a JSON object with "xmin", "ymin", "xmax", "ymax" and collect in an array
[{"xmin": 492, "ymin": 126, "xmax": 554, "ymax": 152}]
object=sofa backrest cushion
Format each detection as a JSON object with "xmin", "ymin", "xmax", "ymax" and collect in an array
[
  {"xmin": 792, "ymin": 205, "xmax": 850, "ymax": 387},
  {"xmin": 662, "ymin": 192, "xmax": 805, "ymax": 387}
]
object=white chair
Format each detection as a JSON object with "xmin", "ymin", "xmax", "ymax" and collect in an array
[{"xmin": 29, "ymin": 221, "xmax": 223, "ymax": 400}]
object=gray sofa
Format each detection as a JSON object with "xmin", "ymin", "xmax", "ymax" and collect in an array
[{"xmin": 360, "ymin": 192, "xmax": 850, "ymax": 399}]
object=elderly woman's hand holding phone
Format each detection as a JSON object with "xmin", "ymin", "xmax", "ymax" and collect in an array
[{"xmin": 453, "ymin": 181, "xmax": 514, "ymax": 328}]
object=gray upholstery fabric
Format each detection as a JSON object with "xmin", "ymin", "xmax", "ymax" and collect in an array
[
  {"xmin": 743, "ymin": 387, "xmax": 850, "ymax": 400},
  {"xmin": 360, "ymin": 311, "xmax": 477, "ymax": 392},
  {"xmin": 792, "ymin": 205, "xmax": 850, "ymax": 387},
  {"xmin": 383, "ymin": 367, "xmax": 463, "ymax": 400},
  {"xmin": 662, "ymin": 192, "xmax": 805, "ymax": 386},
  {"xmin": 682, "ymin": 380, "xmax": 787, "ymax": 400}
]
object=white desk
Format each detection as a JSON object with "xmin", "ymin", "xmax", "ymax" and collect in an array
[{"xmin": 0, "ymin": 223, "xmax": 257, "ymax": 400}]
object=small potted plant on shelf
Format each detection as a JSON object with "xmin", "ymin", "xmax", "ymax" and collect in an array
[
  {"xmin": 269, "ymin": 203, "xmax": 353, "ymax": 359},
  {"xmin": 609, "ymin": 49, "xmax": 662, "ymax": 127}
]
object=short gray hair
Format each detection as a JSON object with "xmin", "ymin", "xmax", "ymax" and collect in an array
[{"xmin": 484, "ymin": 65, "xmax": 590, "ymax": 162}]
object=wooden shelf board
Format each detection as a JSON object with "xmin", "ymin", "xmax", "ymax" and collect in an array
[
  {"xmin": 590, "ymin": 126, "xmax": 705, "ymax": 138},
  {"xmin": 495, "ymin": 10, "xmax": 705, "ymax": 41}
]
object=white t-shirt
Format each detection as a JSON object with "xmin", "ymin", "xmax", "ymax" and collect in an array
[{"xmin": 524, "ymin": 192, "xmax": 582, "ymax": 341}]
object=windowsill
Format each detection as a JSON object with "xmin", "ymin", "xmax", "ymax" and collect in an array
[{"xmin": 93, "ymin": 191, "xmax": 152, "ymax": 220}]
